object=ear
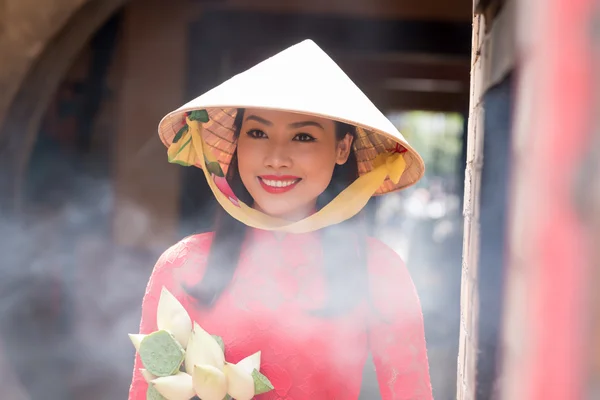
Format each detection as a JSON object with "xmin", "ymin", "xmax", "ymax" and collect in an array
[{"xmin": 335, "ymin": 133, "xmax": 354, "ymax": 165}]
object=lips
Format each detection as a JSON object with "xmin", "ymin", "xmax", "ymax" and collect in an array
[{"xmin": 258, "ymin": 175, "xmax": 301, "ymax": 194}]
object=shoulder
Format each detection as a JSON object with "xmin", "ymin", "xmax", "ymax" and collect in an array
[
  {"xmin": 365, "ymin": 236, "xmax": 407, "ymax": 274},
  {"xmin": 138, "ymin": 233, "xmax": 215, "ymax": 331},
  {"xmin": 150, "ymin": 232, "xmax": 215, "ymax": 285},
  {"xmin": 155, "ymin": 232, "xmax": 214, "ymax": 268},
  {"xmin": 365, "ymin": 237, "xmax": 420, "ymax": 317}
]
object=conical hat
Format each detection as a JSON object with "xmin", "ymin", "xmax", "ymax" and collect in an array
[{"xmin": 157, "ymin": 40, "xmax": 425, "ymax": 233}]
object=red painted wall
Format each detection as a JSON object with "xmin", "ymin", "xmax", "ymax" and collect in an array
[{"xmin": 502, "ymin": 0, "xmax": 598, "ymax": 399}]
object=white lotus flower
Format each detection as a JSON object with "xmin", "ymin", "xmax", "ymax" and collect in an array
[
  {"xmin": 156, "ymin": 287, "xmax": 192, "ymax": 348},
  {"xmin": 151, "ymin": 372, "xmax": 196, "ymax": 400},
  {"xmin": 139, "ymin": 323, "xmax": 228, "ymax": 400},
  {"xmin": 148, "ymin": 322, "xmax": 224, "ymax": 400},
  {"xmin": 128, "ymin": 334, "xmax": 146, "ymax": 352},
  {"xmin": 185, "ymin": 322, "xmax": 225, "ymax": 373},
  {"xmin": 193, "ymin": 365, "xmax": 228, "ymax": 400},
  {"xmin": 224, "ymin": 362, "xmax": 255, "ymax": 400},
  {"xmin": 127, "ymin": 286, "xmax": 274, "ymax": 399}
]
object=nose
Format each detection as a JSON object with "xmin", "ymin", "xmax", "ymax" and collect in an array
[{"xmin": 263, "ymin": 141, "xmax": 292, "ymax": 169}]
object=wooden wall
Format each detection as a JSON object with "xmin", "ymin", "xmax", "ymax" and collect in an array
[{"xmin": 112, "ymin": 0, "xmax": 187, "ymax": 249}]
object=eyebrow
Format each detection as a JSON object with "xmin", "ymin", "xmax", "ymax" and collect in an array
[
  {"xmin": 245, "ymin": 115, "xmax": 324, "ymax": 130},
  {"xmin": 287, "ymin": 120, "xmax": 324, "ymax": 130},
  {"xmin": 245, "ymin": 115, "xmax": 273, "ymax": 126}
]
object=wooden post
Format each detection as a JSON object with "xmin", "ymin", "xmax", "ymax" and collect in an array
[
  {"xmin": 112, "ymin": 0, "xmax": 187, "ymax": 249},
  {"xmin": 458, "ymin": 0, "xmax": 515, "ymax": 398}
]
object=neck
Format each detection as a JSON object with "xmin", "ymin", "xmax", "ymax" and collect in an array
[{"xmin": 251, "ymin": 203, "xmax": 317, "ymax": 223}]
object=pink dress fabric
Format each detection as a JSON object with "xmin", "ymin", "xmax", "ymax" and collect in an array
[{"xmin": 128, "ymin": 228, "xmax": 433, "ymax": 399}]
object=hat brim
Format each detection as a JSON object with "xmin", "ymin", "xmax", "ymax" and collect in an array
[{"xmin": 159, "ymin": 106, "xmax": 424, "ymax": 195}]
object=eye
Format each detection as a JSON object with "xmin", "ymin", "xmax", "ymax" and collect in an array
[
  {"xmin": 246, "ymin": 129, "xmax": 267, "ymax": 139},
  {"xmin": 293, "ymin": 133, "xmax": 316, "ymax": 142}
]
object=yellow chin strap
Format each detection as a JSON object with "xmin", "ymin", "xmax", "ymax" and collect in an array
[{"xmin": 167, "ymin": 114, "xmax": 406, "ymax": 234}]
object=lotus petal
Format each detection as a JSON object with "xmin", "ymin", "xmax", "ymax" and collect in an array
[
  {"xmin": 129, "ymin": 334, "xmax": 146, "ymax": 352},
  {"xmin": 156, "ymin": 287, "xmax": 192, "ymax": 348},
  {"xmin": 192, "ymin": 365, "xmax": 227, "ymax": 400},
  {"xmin": 151, "ymin": 372, "xmax": 195, "ymax": 400},
  {"xmin": 236, "ymin": 351, "xmax": 261, "ymax": 374},
  {"xmin": 224, "ymin": 362, "xmax": 254, "ymax": 400},
  {"xmin": 185, "ymin": 323, "xmax": 225, "ymax": 372}
]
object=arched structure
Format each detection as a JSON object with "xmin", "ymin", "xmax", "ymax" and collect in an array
[{"xmin": 0, "ymin": 0, "xmax": 128, "ymax": 212}]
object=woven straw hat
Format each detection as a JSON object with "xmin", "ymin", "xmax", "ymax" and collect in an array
[{"xmin": 157, "ymin": 40, "xmax": 425, "ymax": 232}]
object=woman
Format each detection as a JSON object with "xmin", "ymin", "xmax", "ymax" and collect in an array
[{"xmin": 129, "ymin": 40, "xmax": 432, "ymax": 399}]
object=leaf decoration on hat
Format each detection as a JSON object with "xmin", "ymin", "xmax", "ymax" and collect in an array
[
  {"xmin": 128, "ymin": 287, "xmax": 274, "ymax": 399},
  {"xmin": 172, "ymin": 125, "xmax": 189, "ymax": 144},
  {"xmin": 168, "ymin": 117, "xmax": 202, "ymax": 167},
  {"xmin": 202, "ymin": 137, "xmax": 225, "ymax": 178},
  {"xmin": 168, "ymin": 135, "xmax": 194, "ymax": 167},
  {"xmin": 199, "ymin": 135, "xmax": 242, "ymax": 206},
  {"xmin": 205, "ymin": 160, "xmax": 225, "ymax": 178},
  {"xmin": 188, "ymin": 110, "xmax": 209, "ymax": 123},
  {"xmin": 168, "ymin": 110, "xmax": 210, "ymax": 166}
]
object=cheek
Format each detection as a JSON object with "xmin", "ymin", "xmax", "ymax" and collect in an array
[
  {"xmin": 300, "ymin": 151, "xmax": 338, "ymax": 186},
  {"xmin": 235, "ymin": 142, "xmax": 257, "ymax": 183}
]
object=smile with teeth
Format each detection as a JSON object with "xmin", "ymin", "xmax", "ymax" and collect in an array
[
  {"xmin": 258, "ymin": 176, "xmax": 301, "ymax": 194},
  {"xmin": 260, "ymin": 178, "xmax": 300, "ymax": 188}
]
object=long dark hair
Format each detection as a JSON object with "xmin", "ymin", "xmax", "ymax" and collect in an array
[{"xmin": 184, "ymin": 109, "xmax": 369, "ymax": 315}]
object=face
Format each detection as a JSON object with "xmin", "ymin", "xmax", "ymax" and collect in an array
[{"xmin": 236, "ymin": 109, "xmax": 354, "ymax": 221}]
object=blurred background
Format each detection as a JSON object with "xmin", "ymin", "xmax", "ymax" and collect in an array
[
  {"xmin": 4, "ymin": 0, "xmax": 598, "ymax": 400},
  {"xmin": 0, "ymin": 1, "xmax": 471, "ymax": 398}
]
